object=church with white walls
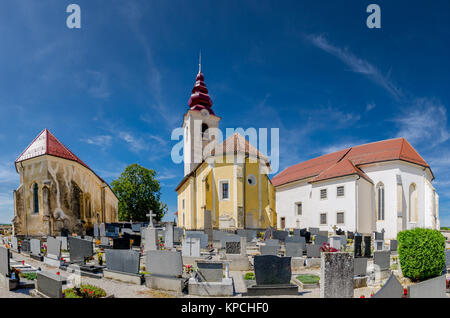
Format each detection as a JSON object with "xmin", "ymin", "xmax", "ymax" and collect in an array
[{"xmin": 272, "ymin": 138, "xmax": 440, "ymax": 240}]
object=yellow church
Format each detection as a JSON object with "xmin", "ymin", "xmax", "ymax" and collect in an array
[{"xmin": 176, "ymin": 65, "xmax": 276, "ymax": 231}]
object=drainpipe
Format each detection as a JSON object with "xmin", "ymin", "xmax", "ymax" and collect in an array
[
  {"xmin": 355, "ymin": 175, "xmax": 360, "ymax": 234},
  {"xmin": 243, "ymin": 154, "xmax": 248, "ymax": 229},
  {"xmin": 20, "ymin": 162, "xmax": 27, "ymax": 236}
]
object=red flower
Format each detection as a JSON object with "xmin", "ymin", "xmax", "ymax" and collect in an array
[
  {"xmin": 56, "ymin": 272, "xmax": 60, "ymax": 275},
  {"xmin": 403, "ymin": 288, "xmax": 408, "ymax": 296},
  {"xmin": 360, "ymin": 295, "xmax": 365, "ymax": 298}
]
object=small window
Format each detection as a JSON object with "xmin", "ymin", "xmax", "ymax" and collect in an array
[
  {"xmin": 247, "ymin": 174, "xmax": 257, "ymax": 186},
  {"xmin": 33, "ymin": 183, "xmax": 39, "ymax": 214},
  {"xmin": 296, "ymin": 202, "xmax": 302, "ymax": 216},
  {"xmin": 320, "ymin": 213, "xmax": 327, "ymax": 225},
  {"xmin": 320, "ymin": 189, "xmax": 327, "ymax": 199},
  {"xmin": 220, "ymin": 181, "xmax": 229, "ymax": 200},
  {"xmin": 337, "ymin": 212, "xmax": 345, "ymax": 224},
  {"xmin": 182, "ymin": 199, "xmax": 185, "ymax": 210},
  {"xmin": 337, "ymin": 186, "xmax": 345, "ymax": 197},
  {"xmin": 202, "ymin": 123, "xmax": 209, "ymax": 140},
  {"xmin": 280, "ymin": 217, "xmax": 286, "ymax": 229}
]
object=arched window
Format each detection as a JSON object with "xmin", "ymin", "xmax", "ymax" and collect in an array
[
  {"xmin": 409, "ymin": 183, "xmax": 418, "ymax": 223},
  {"xmin": 202, "ymin": 123, "xmax": 209, "ymax": 140},
  {"xmin": 33, "ymin": 183, "xmax": 39, "ymax": 213},
  {"xmin": 376, "ymin": 182, "xmax": 385, "ymax": 221}
]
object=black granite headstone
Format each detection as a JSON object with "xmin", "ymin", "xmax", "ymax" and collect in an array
[
  {"xmin": 254, "ymin": 255, "xmax": 292, "ymax": 285},
  {"xmin": 123, "ymin": 233, "xmax": 141, "ymax": 247},
  {"xmin": 364, "ymin": 236, "xmax": 371, "ymax": 257},
  {"xmin": 354, "ymin": 235, "xmax": 362, "ymax": 258},
  {"xmin": 68, "ymin": 237, "xmax": 94, "ymax": 264},
  {"xmin": 113, "ymin": 237, "xmax": 130, "ymax": 249},
  {"xmin": 347, "ymin": 231, "xmax": 355, "ymax": 240}
]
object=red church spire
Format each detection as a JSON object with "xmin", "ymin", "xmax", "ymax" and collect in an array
[{"xmin": 187, "ymin": 53, "xmax": 215, "ymax": 115}]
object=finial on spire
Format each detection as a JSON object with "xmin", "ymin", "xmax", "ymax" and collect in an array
[{"xmin": 198, "ymin": 51, "xmax": 202, "ymax": 73}]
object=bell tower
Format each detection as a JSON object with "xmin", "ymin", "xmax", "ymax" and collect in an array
[{"xmin": 183, "ymin": 56, "xmax": 221, "ymax": 176}]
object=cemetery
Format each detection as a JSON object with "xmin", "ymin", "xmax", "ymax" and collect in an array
[{"xmin": 0, "ymin": 223, "xmax": 447, "ymax": 298}]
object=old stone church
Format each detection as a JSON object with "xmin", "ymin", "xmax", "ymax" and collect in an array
[{"xmin": 13, "ymin": 129, "xmax": 118, "ymax": 237}]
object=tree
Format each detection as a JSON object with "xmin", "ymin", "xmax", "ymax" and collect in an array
[{"xmin": 111, "ymin": 164, "xmax": 167, "ymax": 222}]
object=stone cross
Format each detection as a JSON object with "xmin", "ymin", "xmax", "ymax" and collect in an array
[
  {"xmin": 146, "ymin": 210, "xmax": 157, "ymax": 228},
  {"xmin": 332, "ymin": 225, "xmax": 337, "ymax": 235}
]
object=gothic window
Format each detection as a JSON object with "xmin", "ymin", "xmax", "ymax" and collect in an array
[
  {"xmin": 409, "ymin": 183, "xmax": 418, "ymax": 223},
  {"xmin": 377, "ymin": 183, "xmax": 385, "ymax": 221},
  {"xmin": 33, "ymin": 183, "xmax": 39, "ymax": 213}
]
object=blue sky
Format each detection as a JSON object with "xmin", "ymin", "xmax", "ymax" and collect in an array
[{"xmin": 0, "ymin": 0, "xmax": 449, "ymax": 225}]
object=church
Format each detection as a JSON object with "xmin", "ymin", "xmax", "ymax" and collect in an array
[
  {"xmin": 272, "ymin": 138, "xmax": 440, "ymax": 240},
  {"xmin": 176, "ymin": 66, "xmax": 277, "ymax": 231},
  {"xmin": 13, "ymin": 129, "xmax": 118, "ymax": 237}
]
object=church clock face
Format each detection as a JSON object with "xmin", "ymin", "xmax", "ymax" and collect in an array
[{"xmin": 201, "ymin": 109, "xmax": 209, "ymax": 117}]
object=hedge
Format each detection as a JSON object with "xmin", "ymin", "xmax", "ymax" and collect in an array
[{"xmin": 397, "ymin": 228, "xmax": 446, "ymax": 281}]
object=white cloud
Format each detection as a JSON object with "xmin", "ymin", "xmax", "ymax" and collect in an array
[
  {"xmin": 366, "ymin": 102, "xmax": 376, "ymax": 112},
  {"xmin": 306, "ymin": 34, "xmax": 402, "ymax": 100},
  {"xmin": 81, "ymin": 135, "xmax": 113, "ymax": 148},
  {"xmin": 393, "ymin": 98, "xmax": 450, "ymax": 148},
  {"xmin": 118, "ymin": 131, "xmax": 148, "ymax": 153}
]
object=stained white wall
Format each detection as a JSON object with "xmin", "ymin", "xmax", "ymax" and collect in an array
[{"xmin": 275, "ymin": 160, "xmax": 439, "ymax": 240}]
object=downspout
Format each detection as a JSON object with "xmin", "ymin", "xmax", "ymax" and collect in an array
[
  {"xmin": 193, "ymin": 170, "xmax": 197, "ymax": 230},
  {"xmin": 243, "ymin": 154, "xmax": 248, "ymax": 229},
  {"xmin": 20, "ymin": 162, "xmax": 27, "ymax": 236},
  {"xmin": 355, "ymin": 175, "xmax": 360, "ymax": 234}
]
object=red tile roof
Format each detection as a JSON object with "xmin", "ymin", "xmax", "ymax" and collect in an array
[
  {"xmin": 16, "ymin": 129, "xmax": 90, "ymax": 169},
  {"xmin": 272, "ymin": 138, "xmax": 432, "ymax": 187}
]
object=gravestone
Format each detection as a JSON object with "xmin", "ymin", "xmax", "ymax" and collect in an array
[
  {"xmin": 30, "ymin": 239, "xmax": 41, "ymax": 256},
  {"xmin": 374, "ymin": 230, "xmax": 384, "ymax": 241},
  {"xmin": 113, "ymin": 237, "xmax": 130, "ymax": 250},
  {"xmin": 285, "ymin": 236, "xmax": 306, "ymax": 250},
  {"xmin": 131, "ymin": 223, "xmax": 142, "ymax": 232},
  {"xmin": 306, "ymin": 244, "xmax": 321, "ymax": 258},
  {"xmin": 254, "ymin": 255, "xmax": 292, "ymax": 285},
  {"xmin": 226, "ymin": 242, "xmax": 241, "ymax": 255},
  {"xmin": 299, "ymin": 228, "xmax": 311, "ymax": 243},
  {"xmin": 213, "ymin": 230, "xmax": 229, "ymax": 242},
  {"xmin": 260, "ymin": 245, "xmax": 278, "ymax": 256},
  {"xmin": 146, "ymin": 250, "xmax": 182, "ymax": 278},
  {"xmin": 124, "ymin": 233, "xmax": 141, "ymax": 246},
  {"xmin": 174, "ymin": 227, "xmax": 184, "ymax": 244},
  {"xmin": 320, "ymin": 252, "xmax": 354, "ymax": 298},
  {"xmin": 99, "ymin": 223, "xmax": 106, "ymax": 237},
  {"xmin": 390, "ymin": 240, "xmax": 397, "ymax": 252},
  {"xmin": 21, "ymin": 239, "xmax": 30, "ymax": 253},
  {"xmin": 196, "ymin": 261, "xmax": 223, "ymax": 282},
  {"xmin": 354, "ymin": 235, "xmax": 362, "ymax": 257},
  {"xmin": 285, "ymin": 242, "xmax": 303, "ymax": 258},
  {"xmin": 36, "ymin": 271, "xmax": 63, "ymax": 298},
  {"xmin": 94, "ymin": 224, "xmax": 99, "ymax": 237},
  {"xmin": 407, "ymin": 275, "xmax": 447, "ymax": 298},
  {"xmin": 347, "ymin": 231, "xmax": 354, "ymax": 240},
  {"xmin": 181, "ymin": 237, "xmax": 200, "ymax": 257},
  {"xmin": 0, "ymin": 247, "xmax": 10, "ymax": 276},
  {"xmin": 164, "ymin": 223, "xmax": 174, "ymax": 249},
  {"xmin": 186, "ymin": 231, "xmax": 208, "ymax": 249},
  {"xmin": 354, "ymin": 257, "xmax": 368, "ymax": 277},
  {"xmin": 272, "ymin": 230, "xmax": 289, "ymax": 241},
  {"xmin": 374, "ymin": 240, "xmax": 384, "ymax": 251},
  {"xmin": 264, "ymin": 239, "xmax": 279, "ymax": 246},
  {"xmin": 309, "ymin": 227, "xmax": 319, "ymax": 235},
  {"xmin": 318, "ymin": 231, "xmax": 328, "ymax": 237},
  {"xmin": 445, "ymin": 250, "xmax": 450, "ymax": 270},
  {"xmin": 314, "ymin": 235, "xmax": 328, "ymax": 247},
  {"xmin": 372, "ymin": 273, "xmax": 403, "ymax": 298},
  {"xmin": 373, "ymin": 251, "xmax": 390, "ymax": 271},
  {"xmin": 56, "ymin": 237, "xmax": 68, "ymax": 250},
  {"xmin": 237, "ymin": 229, "xmax": 257, "ymax": 242},
  {"xmin": 11, "ymin": 237, "xmax": 19, "ymax": 252},
  {"xmin": 363, "ymin": 236, "xmax": 371, "ymax": 257},
  {"xmin": 68, "ymin": 237, "xmax": 94, "ymax": 264},
  {"xmin": 144, "ymin": 227, "xmax": 158, "ymax": 251},
  {"xmin": 221, "ymin": 234, "xmax": 241, "ymax": 248},
  {"xmin": 46, "ymin": 237, "xmax": 61, "ymax": 258},
  {"xmin": 329, "ymin": 236, "xmax": 341, "ymax": 250},
  {"xmin": 105, "ymin": 249, "xmax": 140, "ymax": 274},
  {"xmin": 84, "ymin": 236, "xmax": 93, "ymax": 242}
]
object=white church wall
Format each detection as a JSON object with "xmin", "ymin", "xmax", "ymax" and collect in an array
[
  {"xmin": 357, "ymin": 177, "xmax": 375, "ymax": 235},
  {"xmin": 275, "ymin": 176, "xmax": 357, "ymax": 233}
]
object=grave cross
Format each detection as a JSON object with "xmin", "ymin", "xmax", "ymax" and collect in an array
[
  {"xmin": 146, "ymin": 210, "xmax": 157, "ymax": 228},
  {"xmin": 332, "ymin": 225, "xmax": 337, "ymax": 234}
]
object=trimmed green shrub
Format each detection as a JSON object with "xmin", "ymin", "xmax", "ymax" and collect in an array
[{"xmin": 397, "ymin": 228, "xmax": 445, "ymax": 281}]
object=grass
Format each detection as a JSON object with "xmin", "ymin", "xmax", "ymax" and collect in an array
[
  {"xmin": 296, "ymin": 274, "xmax": 320, "ymax": 284},
  {"xmin": 244, "ymin": 272, "xmax": 255, "ymax": 280},
  {"xmin": 20, "ymin": 272, "xmax": 37, "ymax": 280},
  {"xmin": 63, "ymin": 284, "xmax": 106, "ymax": 298}
]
